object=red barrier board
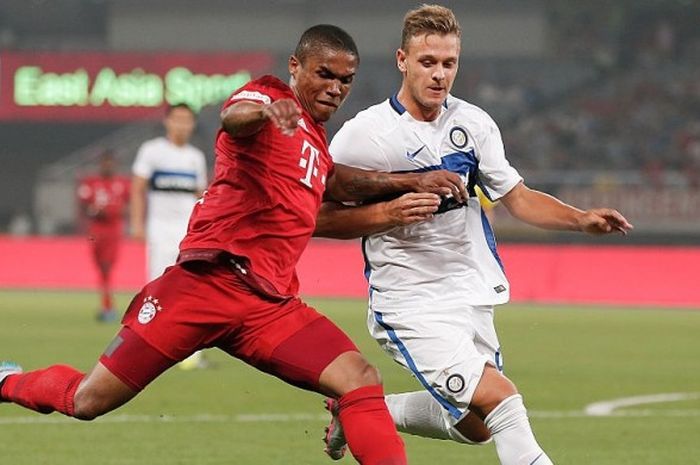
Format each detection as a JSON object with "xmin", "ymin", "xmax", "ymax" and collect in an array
[{"xmin": 0, "ymin": 236, "xmax": 698, "ymax": 308}]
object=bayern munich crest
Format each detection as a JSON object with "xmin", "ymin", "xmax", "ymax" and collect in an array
[
  {"xmin": 137, "ymin": 295, "xmax": 162, "ymax": 324},
  {"xmin": 449, "ymin": 126, "xmax": 468, "ymax": 149},
  {"xmin": 446, "ymin": 373, "xmax": 466, "ymax": 394}
]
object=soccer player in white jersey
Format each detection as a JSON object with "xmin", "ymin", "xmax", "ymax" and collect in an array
[
  {"xmin": 131, "ymin": 103, "xmax": 208, "ymax": 369},
  {"xmin": 316, "ymin": 5, "xmax": 633, "ymax": 465}
]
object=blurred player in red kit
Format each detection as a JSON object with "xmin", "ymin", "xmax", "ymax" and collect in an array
[
  {"xmin": 77, "ymin": 150, "xmax": 130, "ymax": 322},
  {"xmin": 0, "ymin": 25, "xmax": 466, "ymax": 465}
]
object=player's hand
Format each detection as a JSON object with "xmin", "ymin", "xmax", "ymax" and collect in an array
[
  {"xmin": 577, "ymin": 208, "xmax": 634, "ymax": 235},
  {"xmin": 383, "ymin": 193, "xmax": 441, "ymax": 226},
  {"xmin": 262, "ymin": 99, "xmax": 302, "ymax": 136},
  {"xmin": 412, "ymin": 170, "xmax": 468, "ymax": 203}
]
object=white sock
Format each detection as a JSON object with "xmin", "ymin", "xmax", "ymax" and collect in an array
[
  {"xmin": 385, "ymin": 391, "xmax": 478, "ymax": 444},
  {"xmin": 484, "ymin": 394, "xmax": 554, "ymax": 465}
]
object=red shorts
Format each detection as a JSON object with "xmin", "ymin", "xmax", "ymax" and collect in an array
[
  {"xmin": 101, "ymin": 261, "xmax": 358, "ymax": 391},
  {"xmin": 90, "ymin": 231, "xmax": 121, "ymax": 265}
]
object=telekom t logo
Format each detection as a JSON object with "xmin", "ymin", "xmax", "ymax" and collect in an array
[{"xmin": 299, "ymin": 139, "xmax": 326, "ymax": 188}]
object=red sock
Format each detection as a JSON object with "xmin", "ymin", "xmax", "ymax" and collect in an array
[
  {"xmin": 0, "ymin": 365, "xmax": 84, "ymax": 416},
  {"xmin": 338, "ymin": 385, "xmax": 407, "ymax": 465}
]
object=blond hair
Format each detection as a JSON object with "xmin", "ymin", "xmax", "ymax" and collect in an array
[{"xmin": 401, "ymin": 4, "xmax": 461, "ymax": 50}]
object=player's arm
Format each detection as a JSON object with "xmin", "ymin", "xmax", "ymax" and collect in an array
[
  {"xmin": 325, "ymin": 164, "xmax": 467, "ymax": 203},
  {"xmin": 221, "ymin": 99, "xmax": 301, "ymax": 138},
  {"xmin": 500, "ymin": 182, "xmax": 633, "ymax": 235},
  {"xmin": 130, "ymin": 175, "xmax": 148, "ymax": 241},
  {"xmin": 314, "ymin": 193, "xmax": 441, "ymax": 239}
]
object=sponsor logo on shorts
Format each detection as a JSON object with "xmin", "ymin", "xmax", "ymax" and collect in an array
[
  {"xmin": 138, "ymin": 295, "xmax": 162, "ymax": 324},
  {"xmin": 449, "ymin": 126, "xmax": 468, "ymax": 149},
  {"xmin": 494, "ymin": 284, "xmax": 507, "ymax": 293},
  {"xmin": 446, "ymin": 373, "xmax": 466, "ymax": 394}
]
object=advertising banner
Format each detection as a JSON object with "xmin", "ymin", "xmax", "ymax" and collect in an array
[{"xmin": 0, "ymin": 51, "xmax": 273, "ymax": 121}]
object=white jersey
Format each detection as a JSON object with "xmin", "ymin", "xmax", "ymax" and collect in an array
[
  {"xmin": 330, "ymin": 94, "xmax": 522, "ymax": 307},
  {"xmin": 132, "ymin": 137, "xmax": 207, "ymax": 278}
]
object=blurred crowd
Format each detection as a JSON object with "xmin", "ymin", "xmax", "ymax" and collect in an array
[{"xmin": 460, "ymin": 9, "xmax": 700, "ymax": 189}]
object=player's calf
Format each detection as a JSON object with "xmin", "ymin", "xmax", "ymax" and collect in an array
[{"xmin": 319, "ymin": 352, "xmax": 406, "ymax": 465}]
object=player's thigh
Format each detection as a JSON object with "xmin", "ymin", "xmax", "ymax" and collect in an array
[
  {"xmin": 220, "ymin": 298, "xmax": 360, "ymax": 395},
  {"xmin": 120, "ymin": 262, "xmax": 237, "ymax": 367},
  {"xmin": 369, "ymin": 305, "xmax": 496, "ymax": 419}
]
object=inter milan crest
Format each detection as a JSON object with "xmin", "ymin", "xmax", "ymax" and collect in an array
[
  {"xmin": 138, "ymin": 295, "xmax": 162, "ymax": 324},
  {"xmin": 449, "ymin": 126, "xmax": 468, "ymax": 149},
  {"xmin": 446, "ymin": 373, "xmax": 466, "ymax": 394}
]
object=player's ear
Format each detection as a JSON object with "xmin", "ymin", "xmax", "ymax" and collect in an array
[
  {"xmin": 288, "ymin": 55, "xmax": 300, "ymax": 78},
  {"xmin": 396, "ymin": 48, "xmax": 407, "ymax": 73}
]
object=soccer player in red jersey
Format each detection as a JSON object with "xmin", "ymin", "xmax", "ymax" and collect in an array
[
  {"xmin": 77, "ymin": 150, "xmax": 130, "ymax": 322},
  {"xmin": 0, "ymin": 25, "xmax": 466, "ymax": 465}
]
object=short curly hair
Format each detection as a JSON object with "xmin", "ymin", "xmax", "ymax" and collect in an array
[{"xmin": 294, "ymin": 24, "xmax": 359, "ymax": 64}]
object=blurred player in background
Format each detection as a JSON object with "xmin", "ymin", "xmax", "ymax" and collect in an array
[
  {"xmin": 77, "ymin": 150, "xmax": 130, "ymax": 322},
  {"xmin": 317, "ymin": 5, "xmax": 633, "ymax": 465},
  {"xmin": 0, "ymin": 24, "xmax": 467, "ymax": 465},
  {"xmin": 130, "ymin": 103, "xmax": 208, "ymax": 369}
]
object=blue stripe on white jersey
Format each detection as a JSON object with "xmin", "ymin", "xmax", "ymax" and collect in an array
[
  {"xmin": 400, "ymin": 151, "xmax": 504, "ymax": 270},
  {"xmin": 150, "ymin": 170, "xmax": 198, "ymax": 193}
]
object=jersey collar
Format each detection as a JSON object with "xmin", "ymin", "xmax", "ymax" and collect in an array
[{"xmin": 389, "ymin": 93, "xmax": 449, "ymax": 116}]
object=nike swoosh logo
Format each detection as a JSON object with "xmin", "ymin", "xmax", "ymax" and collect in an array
[{"xmin": 405, "ymin": 145, "xmax": 426, "ymax": 159}]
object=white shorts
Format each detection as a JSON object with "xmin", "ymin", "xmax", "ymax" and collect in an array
[
  {"xmin": 368, "ymin": 302, "xmax": 503, "ymax": 423},
  {"xmin": 146, "ymin": 236, "xmax": 181, "ymax": 281}
]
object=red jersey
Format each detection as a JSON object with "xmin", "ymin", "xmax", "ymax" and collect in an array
[
  {"xmin": 77, "ymin": 175, "xmax": 130, "ymax": 235},
  {"xmin": 179, "ymin": 76, "xmax": 334, "ymax": 298}
]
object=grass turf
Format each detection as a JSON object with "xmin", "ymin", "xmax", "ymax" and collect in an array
[{"xmin": 0, "ymin": 290, "xmax": 698, "ymax": 464}]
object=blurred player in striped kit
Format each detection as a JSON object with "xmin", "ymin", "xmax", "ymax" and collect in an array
[{"xmin": 130, "ymin": 103, "xmax": 208, "ymax": 369}]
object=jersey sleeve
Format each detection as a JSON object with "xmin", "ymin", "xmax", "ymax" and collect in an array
[
  {"xmin": 329, "ymin": 117, "xmax": 389, "ymax": 171},
  {"xmin": 132, "ymin": 142, "xmax": 153, "ymax": 180},
  {"xmin": 474, "ymin": 115, "xmax": 522, "ymax": 201},
  {"xmin": 221, "ymin": 78, "xmax": 279, "ymax": 112}
]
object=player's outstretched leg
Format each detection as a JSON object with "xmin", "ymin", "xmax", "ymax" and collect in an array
[
  {"xmin": 319, "ymin": 352, "xmax": 407, "ymax": 465},
  {"xmin": 0, "ymin": 361, "xmax": 135, "ymax": 420},
  {"xmin": 322, "ymin": 389, "xmax": 492, "ymax": 460},
  {"xmin": 1, "ymin": 325, "xmax": 175, "ymax": 420},
  {"xmin": 386, "ymin": 390, "xmax": 491, "ymax": 444},
  {"xmin": 470, "ymin": 365, "xmax": 554, "ymax": 465}
]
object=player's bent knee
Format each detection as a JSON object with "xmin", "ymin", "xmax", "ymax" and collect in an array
[
  {"xmin": 470, "ymin": 366, "xmax": 519, "ymax": 419},
  {"xmin": 319, "ymin": 351, "xmax": 383, "ymax": 397},
  {"xmin": 72, "ymin": 391, "xmax": 109, "ymax": 421},
  {"xmin": 354, "ymin": 362, "xmax": 382, "ymax": 387}
]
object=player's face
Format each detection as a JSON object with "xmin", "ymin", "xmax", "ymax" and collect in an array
[
  {"xmin": 397, "ymin": 32, "xmax": 460, "ymax": 120},
  {"xmin": 164, "ymin": 107, "xmax": 196, "ymax": 146},
  {"xmin": 289, "ymin": 49, "xmax": 358, "ymax": 123},
  {"xmin": 99, "ymin": 156, "xmax": 115, "ymax": 177}
]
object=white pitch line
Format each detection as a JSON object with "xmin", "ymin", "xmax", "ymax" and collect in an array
[
  {"xmin": 584, "ymin": 392, "xmax": 700, "ymax": 416},
  {"xmin": 1, "ymin": 407, "xmax": 700, "ymax": 426}
]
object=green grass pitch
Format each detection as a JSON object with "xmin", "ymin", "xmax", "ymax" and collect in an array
[{"xmin": 0, "ymin": 290, "xmax": 698, "ymax": 464}]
